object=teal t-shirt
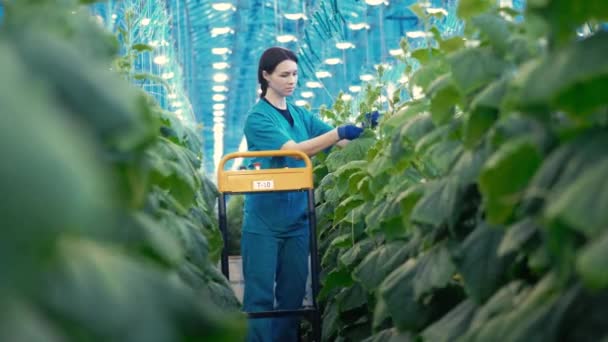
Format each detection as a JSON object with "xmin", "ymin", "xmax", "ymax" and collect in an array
[{"xmin": 242, "ymin": 99, "xmax": 333, "ymax": 237}]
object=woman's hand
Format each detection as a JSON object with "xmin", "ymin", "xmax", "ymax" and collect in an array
[{"xmin": 337, "ymin": 124, "xmax": 364, "ymax": 140}]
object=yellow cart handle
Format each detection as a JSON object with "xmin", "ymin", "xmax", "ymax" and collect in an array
[{"xmin": 217, "ymin": 150, "xmax": 314, "ymax": 193}]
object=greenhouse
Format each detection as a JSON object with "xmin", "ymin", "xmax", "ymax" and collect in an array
[{"xmin": 2, "ymin": 0, "xmax": 608, "ymax": 341}]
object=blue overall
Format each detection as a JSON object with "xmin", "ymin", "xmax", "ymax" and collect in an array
[{"xmin": 242, "ymin": 99, "xmax": 332, "ymax": 342}]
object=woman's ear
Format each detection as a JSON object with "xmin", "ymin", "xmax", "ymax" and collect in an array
[{"xmin": 262, "ymin": 70, "xmax": 271, "ymax": 82}]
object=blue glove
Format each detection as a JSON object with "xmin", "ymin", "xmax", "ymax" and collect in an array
[
  {"xmin": 337, "ymin": 124, "xmax": 364, "ymax": 140},
  {"xmin": 363, "ymin": 110, "xmax": 381, "ymax": 128}
]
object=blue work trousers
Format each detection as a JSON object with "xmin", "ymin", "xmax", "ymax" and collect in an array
[{"xmin": 241, "ymin": 231, "xmax": 310, "ymax": 342}]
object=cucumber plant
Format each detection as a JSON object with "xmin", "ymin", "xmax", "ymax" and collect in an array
[
  {"xmin": 314, "ymin": 1, "xmax": 608, "ymax": 341},
  {"xmin": 0, "ymin": 0, "xmax": 244, "ymax": 340}
]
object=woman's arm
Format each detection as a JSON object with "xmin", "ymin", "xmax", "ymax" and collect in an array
[{"xmin": 281, "ymin": 128, "xmax": 344, "ymax": 157}]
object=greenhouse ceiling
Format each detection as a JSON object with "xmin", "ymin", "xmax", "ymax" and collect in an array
[{"xmin": 89, "ymin": 0, "xmax": 523, "ymax": 174}]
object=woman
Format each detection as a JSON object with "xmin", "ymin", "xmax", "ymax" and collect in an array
[{"xmin": 241, "ymin": 46, "xmax": 365, "ymax": 342}]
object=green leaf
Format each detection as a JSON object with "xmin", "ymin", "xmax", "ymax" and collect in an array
[
  {"xmin": 439, "ymin": 36, "xmax": 466, "ymax": 53},
  {"xmin": 463, "ymin": 109, "xmax": 498, "ymax": 149},
  {"xmin": 449, "ymin": 47, "xmax": 509, "ymax": 95},
  {"xmin": 131, "ymin": 43, "xmax": 154, "ymax": 52},
  {"xmin": 428, "ymin": 75, "xmax": 461, "ymax": 125},
  {"xmin": 0, "ymin": 44, "xmax": 114, "ymax": 291},
  {"xmin": 409, "ymin": 3, "xmax": 427, "ymax": 19},
  {"xmin": 527, "ymin": 0, "xmax": 608, "ymax": 44},
  {"xmin": 471, "ymin": 14, "xmax": 512, "ymax": 55},
  {"xmin": 340, "ymin": 238, "xmax": 376, "ymax": 269},
  {"xmin": 411, "ymin": 48, "xmax": 442, "ymax": 65},
  {"xmin": 411, "ymin": 177, "xmax": 462, "ymax": 228},
  {"xmin": 322, "ymin": 299, "xmax": 340, "ymax": 341},
  {"xmin": 148, "ymin": 138, "xmax": 201, "ymax": 209},
  {"xmin": 577, "ymin": 231, "xmax": 608, "ymax": 289},
  {"xmin": 457, "ymin": 0, "xmax": 495, "ymax": 19},
  {"xmin": 479, "ymin": 138, "xmax": 543, "ymax": 224},
  {"xmin": 459, "ymin": 274, "xmax": 577, "ymax": 342},
  {"xmin": 462, "ymin": 280, "xmax": 529, "ymax": 335},
  {"xmin": 353, "ymin": 240, "xmax": 413, "ymax": 292},
  {"xmin": 159, "ymin": 209, "xmax": 209, "ymax": 268},
  {"xmin": 497, "ymin": 218, "xmax": 539, "ymax": 257},
  {"xmin": 452, "ymin": 223, "xmax": 509, "ymax": 303},
  {"xmin": 326, "ymin": 138, "xmax": 375, "ymax": 172},
  {"xmin": 330, "ymin": 234, "xmax": 353, "ymax": 249},
  {"xmin": 546, "ymin": 158, "xmax": 608, "ymax": 238},
  {"xmin": 46, "ymin": 238, "xmax": 245, "ymax": 341},
  {"xmin": 411, "ymin": 59, "xmax": 450, "ymax": 91},
  {"xmin": 361, "ymin": 328, "xmax": 413, "ymax": 342},
  {"xmin": 379, "ymin": 259, "xmax": 433, "ymax": 330},
  {"xmin": 413, "ymin": 242, "xmax": 457, "ymax": 300},
  {"xmin": 130, "ymin": 212, "xmax": 184, "ymax": 266},
  {"xmin": 463, "ymin": 78, "xmax": 507, "ymax": 148},
  {"xmin": 13, "ymin": 30, "xmax": 158, "ymax": 152},
  {"xmin": 382, "ymin": 100, "xmax": 429, "ymax": 136},
  {"xmin": 421, "ymin": 299, "xmax": 477, "ymax": 342},
  {"xmin": 517, "ymin": 32, "xmax": 608, "ymax": 116},
  {"xmin": 320, "ymin": 268, "xmax": 354, "ymax": 300},
  {"xmin": 336, "ymin": 283, "xmax": 367, "ymax": 314},
  {"xmin": 0, "ymin": 299, "xmax": 63, "ymax": 342}
]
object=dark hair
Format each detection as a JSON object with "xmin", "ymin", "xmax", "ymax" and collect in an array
[{"xmin": 258, "ymin": 47, "xmax": 298, "ymax": 97}]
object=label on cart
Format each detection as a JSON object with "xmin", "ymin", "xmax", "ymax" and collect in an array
[{"xmin": 252, "ymin": 180, "xmax": 274, "ymax": 190}]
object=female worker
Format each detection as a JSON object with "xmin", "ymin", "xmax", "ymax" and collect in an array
[{"xmin": 241, "ymin": 46, "xmax": 372, "ymax": 342}]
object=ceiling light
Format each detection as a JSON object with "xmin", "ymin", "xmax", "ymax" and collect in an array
[
  {"xmin": 360, "ymin": 74, "xmax": 374, "ymax": 82},
  {"xmin": 153, "ymin": 55, "xmax": 169, "ymax": 65},
  {"xmin": 276, "ymin": 34, "xmax": 297, "ymax": 43},
  {"xmin": 213, "ymin": 110, "xmax": 225, "ymax": 117},
  {"xmin": 213, "ymin": 73, "xmax": 229, "ymax": 82},
  {"xmin": 149, "ymin": 40, "xmax": 159, "ymax": 47},
  {"xmin": 426, "ymin": 7, "xmax": 448, "ymax": 15},
  {"xmin": 174, "ymin": 109, "xmax": 183, "ymax": 115},
  {"xmin": 212, "ymin": 2, "xmax": 235, "ymax": 11},
  {"xmin": 213, "ymin": 117, "xmax": 225, "ymax": 124},
  {"xmin": 161, "ymin": 72, "xmax": 174, "ymax": 80},
  {"xmin": 212, "ymin": 47, "xmax": 231, "ymax": 55},
  {"xmin": 301, "ymin": 91, "xmax": 314, "ymax": 98},
  {"xmin": 111, "ymin": 14, "xmax": 117, "ymax": 19},
  {"xmin": 349, "ymin": 85, "xmax": 362, "ymax": 93},
  {"xmin": 399, "ymin": 76, "xmax": 409, "ymax": 84},
  {"xmin": 324, "ymin": 58, "xmax": 342, "ymax": 65},
  {"xmin": 335, "ymin": 42, "xmax": 355, "ymax": 50},
  {"xmin": 211, "ymin": 27, "xmax": 234, "ymax": 36},
  {"xmin": 213, "ymin": 94, "xmax": 227, "ymax": 102},
  {"xmin": 315, "ymin": 71, "xmax": 332, "ymax": 78},
  {"xmin": 213, "ymin": 85, "xmax": 228, "ymax": 92},
  {"xmin": 406, "ymin": 31, "xmax": 430, "ymax": 39},
  {"xmin": 389, "ymin": 48, "xmax": 404, "ymax": 56},
  {"xmin": 284, "ymin": 13, "xmax": 306, "ymax": 20},
  {"xmin": 348, "ymin": 22, "xmax": 370, "ymax": 30},
  {"xmin": 295, "ymin": 100, "xmax": 309, "ymax": 106},
  {"xmin": 365, "ymin": 0, "xmax": 387, "ymax": 5},
  {"xmin": 167, "ymin": 93, "xmax": 177, "ymax": 99},
  {"xmin": 341, "ymin": 94, "xmax": 353, "ymax": 101},
  {"xmin": 213, "ymin": 62, "xmax": 230, "ymax": 70},
  {"xmin": 213, "ymin": 103, "xmax": 225, "ymax": 110},
  {"xmin": 306, "ymin": 81, "xmax": 323, "ymax": 88},
  {"xmin": 141, "ymin": 18, "xmax": 151, "ymax": 26}
]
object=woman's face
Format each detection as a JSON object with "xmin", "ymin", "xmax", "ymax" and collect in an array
[{"xmin": 263, "ymin": 59, "xmax": 297, "ymax": 97}]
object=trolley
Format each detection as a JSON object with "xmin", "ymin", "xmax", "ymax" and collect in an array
[{"xmin": 217, "ymin": 150, "xmax": 322, "ymax": 341}]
